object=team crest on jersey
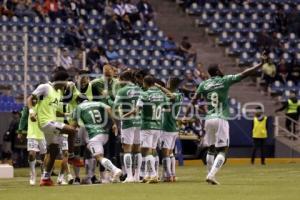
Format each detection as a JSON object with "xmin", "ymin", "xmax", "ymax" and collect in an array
[{"xmin": 127, "ymin": 89, "xmax": 140, "ymax": 97}]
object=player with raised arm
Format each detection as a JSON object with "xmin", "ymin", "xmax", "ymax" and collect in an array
[
  {"xmin": 185, "ymin": 57, "xmax": 265, "ymax": 185},
  {"xmin": 114, "ymin": 70, "xmax": 143, "ymax": 183},
  {"xmin": 27, "ymin": 68, "xmax": 77, "ymax": 186},
  {"xmin": 155, "ymin": 77, "xmax": 183, "ymax": 182},
  {"xmin": 124, "ymin": 75, "xmax": 167, "ymax": 183},
  {"xmin": 70, "ymin": 98, "xmax": 122, "ymax": 183}
]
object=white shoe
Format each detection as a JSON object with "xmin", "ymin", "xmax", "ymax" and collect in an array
[
  {"xmin": 111, "ymin": 169, "xmax": 122, "ymax": 183},
  {"xmin": 67, "ymin": 174, "xmax": 74, "ymax": 185},
  {"xmin": 122, "ymin": 177, "xmax": 135, "ymax": 183},
  {"xmin": 29, "ymin": 174, "xmax": 36, "ymax": 186},
  {"xmin": 206, "ymin": 175, "xmax": 220, "ymax": 185},
  {"xmin": 57, "ymin": 174, "xmax": 65, "ymax": 185}
]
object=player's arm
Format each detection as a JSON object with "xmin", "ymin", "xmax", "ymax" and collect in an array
[
  {"xmin": 275, "ymin": 102, "xmax": 288, "ymax": 113},
  {"xmin": 237, "ymin": 53, "xmax": 267, "ymax": 79},
  {"xmin": 105, "ymin": 106, "xmax": 118, "ymax": 135},
  {"xmin": 155, "ymin": 83, "xmax": 175, "ymax": 99}
]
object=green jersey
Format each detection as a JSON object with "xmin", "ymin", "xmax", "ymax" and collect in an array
[
  {"xmin": 137, "ymin": 86, "xmax": 167, "ymax": 130},
  {"xmin": 196, "ymin": 75, "xmax": 242, "ymax": 119},
  {"xmin": 162, "ymin": 92, "xmax": 183, "ymax": 132},
  {"xmin": 18, "ymin": 106, "xmax": 29, "ymax": 133},
  {"xmin": 91, "ymin": 76, "xmax": 120, "ymax": 106},
  {"xmin": 114, "ymin": 82, "xmax": 142, "ymax": 129},
  {"xmin": 72, "ymin": 101, "xmax": 110, "ymax": 139},
  {"xmin": 33, "ymin": 83, "xmax": 61, "ymax": 127}
]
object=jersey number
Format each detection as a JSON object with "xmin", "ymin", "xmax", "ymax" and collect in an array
[
  {"xmin": 88, "ymin": 110, "xmax": 102, "ymax": 124},
  {"xmin": 210, "ymin": 92, "xmax": 219, "ymax": 108},
  {"xmin": 152, "ymin": 105, "xmax": 162, "ymax": 120}
]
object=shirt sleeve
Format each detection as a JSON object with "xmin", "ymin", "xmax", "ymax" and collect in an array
[
  {"xmin": 224, "ymin": 74, "xmax": 242, "ymax": 86},
  {"xmin": 195, "ymin": 82, "xmax": 204, "ymax": 95},
  {"xmin": 32, "ymin": 84, "xmax": 49, "ymax": 98}
]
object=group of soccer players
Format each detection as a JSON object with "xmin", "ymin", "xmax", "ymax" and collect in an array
[
  {"xmin": 17, "ymin": 53, "xmax": 265, "ymax": 186},
  {"xmin": 17, "ymin": 64, "xmax": 183, "ymax": 186}
]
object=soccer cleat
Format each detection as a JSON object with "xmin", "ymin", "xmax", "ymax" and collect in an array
[
  {"xmin": 171, "ymin": 176, "xmax": 177, "ymax": 182},
  {"xmin": 57, "ymin": 174, "xmax": 65, "ymax": 185},
  {"xmin": 162, "ymin": 177, "xmax": 172, "ymax": 182},
  {"xmin": 91, "ymin": 175, "xmax": 101, "ymax": 184},
  {"xmin": 111, "ymin": 169, "xmax": 122, "ymax": 183},
  {"xmin": 68, "ymin": 157, "xmax": 84, "ymax": 167},
  {"xmin": 29, "ymin": 174, "xmax": 36, "ymax": 186},
  {"xmin": 146, "ymin": 176, "xmax": 159, "ymax": 184},
  {"xmin": 142, "ymin": 176, "xmax": 151, "ymax": 183},
  {"xmin": 67, "ymin": 174, "xmax": 74, "ymax": 185},
  {"xmin": 40, "ymin": 178, "xmax": 54, "ymax": 186},
  {"xmin": 206, "ymin": 175, "xmax": 220, "ymax": 185},
  {"xmin": 73, "ymin": 177, "xmax": 81, "ymax": 185},
  {"xmin": 122, "ymin": 177, "xmax": 135, "ymax": 183},
  {"xmin": 81, "ymin": 177, "xmax": 92, "ymax": 185}
]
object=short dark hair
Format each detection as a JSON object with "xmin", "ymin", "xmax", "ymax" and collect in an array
[
  {"xmin": 52, "ymin": 70, "xmax": 69, "ymax": 82},
  {"xmin": 119, "ymin": 70, "xmax": 133, "ymax": 82},
  {"xmin": 143, "ymin": 75, "xmax": 155, "ymax": 86},
  {"xmin": 207, "ymin": 64, "xmax": 219, "ymax": 77},
  {"xmin": 169, "ymin": 76, "xmax": 181, "ymax": 90}
]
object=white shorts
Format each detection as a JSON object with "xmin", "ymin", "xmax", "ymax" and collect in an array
[
  {"xmin": 87, "ymin": 134, "xmax": 109, "ymax": 156},
  {"xmin": 161, "ymin": 132, "xmax": 178, "ymax": 150},
  {"xmin": 140, "ymin": 130, "xmax": 161, "ymax": 149},
  {"xmin": 204, "ymin": 118, "xmax": 229, "ymax": 148},
  {"xmin": 121, "ymin": 127, "xmax": 140, "ymax": 145},
  {"xmin": 27, "ymin": 138, "xmax": 47, "ymax": 154},
  {"xmin": 41, "ymin": 121, "xmax": 66, "ymax": 145},
  {"xmin": 58, "ymin": 135, "xmax": 69, "ymax": 151}
]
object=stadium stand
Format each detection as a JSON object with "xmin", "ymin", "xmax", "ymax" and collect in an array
[
  {"xmin": 0, "ymin": 0, "xmax": 196, "ymax": 104},
  {"xmin": 180, "ymin": 0, "xmax": 300, "ymax": 101}
]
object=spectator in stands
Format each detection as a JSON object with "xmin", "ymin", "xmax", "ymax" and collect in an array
[
  {"xmin": 277, "ymin": 58, "xmax": 292, "ymax": 84},
  {"xmin": 104, "ymin": 0, "xmax": 114, "ymax": 18},
  {"xmin": 194, "ymin": 62, "xmax": 208, "ymax": 84},
  {"xmin": 121, "ymin": 15, "xmax": 140, "ymax": 40},
  {"xmin": 163, "ymin": 36, "xmax": 182, "ymax": 60},
  {"xmin": 180, "ymin": 70, "xmax": 198, "ymax": 98},
  {"xmin": 14, "ymin": 0, "xmax": 36, "ymax": 17},
  {"xmin": 103, "ymin": 14, "xmax": 122, "ymax": 41},
  {"xmin": 87, "ymin": 45, "xmax": 109, "ymax": 71},
  {"xmin": 262, "ymin": 57, "xmax": 276, "ymax": 90},
  {"xmin": 275, "ymin": 7, "xmax": 288, "ymax": 34},
  {"xmin": 276, "ymin": 91, "xmax": 300, "ymax": 139},
  {"xmin": 124, "ymin": 0, "xmax": 140, "ymax": 23},
  {"xmin": 251, "ymin": 106, "xmax": 268, "ymax": 165},
  {"xmin": 257, "ymin": 31, "xmax": 273, "ymax": 51},
  {"xmin": 178, "ymin": 36, "xmax": 197, "ymax": 62},
  {"xmin": 106, "ymin": 44, "xmax": 119, "ymax": 61},
  {"xmin": 59, "ymin": 48, "xmax": 73, "ymax": 69},
  {"xmin": 63, "ymin": 25, "xmax": 80, "ymax": 49},
  {"xmin": 32, "ymin": 0, "xmax": 46, "ymax": 18},
  {"xmin": 137, "ymin": 0, "xmax": 154, "ymax": 21},
  {"xmin": 113, "ymin": 0, "xmax": 126, "ymax": 18},
  {"xmin": 43, "ymin": 0, "xmax": 59, "ymax": 20},
  {"xmin": 76, "ymin": 23, "xmax": 88, "ymax": 47}
]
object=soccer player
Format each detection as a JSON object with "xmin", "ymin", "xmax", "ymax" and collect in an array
[
  {"xmin": 70, "ymin": 99, "xmax": 122, "ymax": 183},
  {"xmin": 124, "ymin": 75, "xmax": 167, "ymax": 183},
  {"xmin": 18, "ymin": 105, "xmax": 47, "ymax": 186},
  {"xmin": 114, "ymin": 70, "xmax": 143, "ymax": 183},
  {"xmin": 185, "ymin": 59, "xmax": 265, "ymax": 185},
  {"xmin": 27, "ymin": 69, "xmax": 77, "ymax": 186},
  {"xmin": 155, "ymin": 77, "xmax": 183, "ymax": 182}
]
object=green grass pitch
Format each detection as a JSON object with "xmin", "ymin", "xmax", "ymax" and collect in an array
[{"xmin": 1, "ymin": 163, "xmax": 300, "ymax": 200}]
